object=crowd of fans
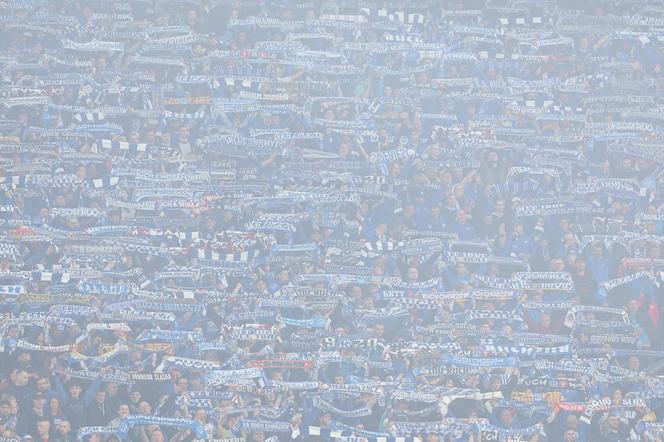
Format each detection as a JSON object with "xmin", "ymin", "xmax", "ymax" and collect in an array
[{"xmin": 1, "ymin": 0, "xmax": 664, "ymax": 441}]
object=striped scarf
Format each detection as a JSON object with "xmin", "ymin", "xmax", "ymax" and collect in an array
[
  {"xmin": 96, "ymin": 139, "xmax": 147, "ymax": 154},
  {"xmin": 194, "ymin": 247, "xmax": 261, "ymax": 263}
]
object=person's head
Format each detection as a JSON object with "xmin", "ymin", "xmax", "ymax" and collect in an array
[
  {"xmin": 130, "ymin": 390, "xmax": 141, "ymax": 403},
  {"xmin": 338, "ymin": 143, "xmax": 351, "ymax": 157},
  {"xmin": 320, "ymin": 412, "xmax": 332, "ymax": 427},
  {"xmin": 194, "ymin": 408, "xmax": 206, "ymax": 423},
  {"xmin": 627, "ymin": 298, "xmax": 640, "ymax": 314},
  {"xmin": 254, "ymin": 279, "xmax": 267, "ymax": 292},
  {"xmin": 513, "ymin": 223, "xmax": 524, "ymax": 236},
  {"xmin": 150, "ymin": 429, "xmax": 165, "ymax": 442},
  {"xmin": 128, "ymin": 131, "xmax": 140, "ymax": 144},
  {"xmin": 564, "ymin": 429, "xmax": 578, "ymax": 441},
  {"xmin": 540, "ymin": 313, "xmax": 552, "ymax": 329},
  {"xmin": 0, "ymin": 400, "xmax": 10, "ymax": 416},
  {"xmin": 95, "ymin": 390, "xmax": 105, "ymax": 405},
  {"xmin": 498, "ymin": 408, "xmax": 513, "ymax": 427},
  {"xmin": 145, "ymin": 129, "xmax": 157, "ymax": 144},
  {"xmin": 407, "ymin": 266, "xmax": 419, "ymax": 281},
  {"xmin": 14, "ymin": 370, "xmax": 29, "ymax": 387},
  {"xmin": 32, "ymin": 393, "xmax": 44, "ymax": 411},
  {"xmin": 350, "ymin": 285, "xmax": 363, "ymax": 299},
  {"xmin": 48, "ymin": 397, "xmax": 59, "ymax": 413},
  {"xmin": 466, "ymin": 374, "xmax": 480, "ymax": 388},
  {"xmin": 550, "ymin": 258, "xmax": 566, "ymax": 272},
  {"xmin": 36, "ymin": 419, "xmax": 49, "ymax": 437},
  {"xmin": 6, "ymin": 325, "xmax": 19, "ymax": 339},
  {"xmin": 649, "ymin": 243, "xmax": 661, "ymax": 259},
  {"xmin": 611, "ymin": 387, "xmax": 623, "ymax": 404},
  {"xmin": 575, "ymin": 257, "xmax": 586, "ymax": 273},
  {"xmin": 17, "ymin": 108, "xmax": 29, "ymax": 123},
  {"xmin": 224, "ymin": 413, "xmax": 239, "ymax": 429},
  {"xmin": 108, "ymin": 209, "xmax": 121, "ymax": 224},
  {"xmin": 455, "ymin": 209, "xmax": 467, "ymax": 223},
  {"xmin": 68, "ymin": 382, "xmax": 82, "ymax": 399},
  {"xmin": 628, "ymin": 355, "xmax": 640, "ymax": 371},
  {"xmin": 178, "ymin": 125, "xmax": 190, "ymax": 141},
  {"xmin": 591, "ymin": 243, "xmax": 604, "ymax": 258},
  {"xmin": 160, "ymin": 131, "xmax": 171, "ymax": 145},
  {"xmin": 177, "ymin": 377, "xmax": 189, "ymax": 392},
  {"xmin": 559, "ymin": 218, "xmax": 570, "ymax": 232},
  {"xmin": 251, "ymin": 430, "xmax": 265, "ymax": 442},
  {"xmin": 58, "ymin": 420, "xmax": 71, "ymax": 435},
  {"xmin": 606, "ymin": 412, "xmax": 620, "ymax": 430},
  {"xmin": 566, "ymin": 414, "xmax": 578, "ymax": 429},
  {"xmin": 117, "ymin": 404, "xmax": 130, "ymax": 418},
  {"xmin": 53, "ymin": 194, "xmax": 66, "ymax": 207},
  {"xmin": 138, "ymin": 400, "xmax": 152, "ymax": 415},
  {"xmin": 333, "ymin": 374, "xmax": 345, "ymax": 385},
  {"xmin": 106, "ymin": 382, "xmax": 119, "ymax": 397},
  {"xmin": 96, "ymin": 56, "xmax": 107, "ymax": 70},
  {"xmin": 491, "ymin": 199, "xmax": 505, "ymax": 215},
  {"xmin": 36, "ymin": 378, "xmax": 50, "ymax": 392},
  {"xmin": 375, "ymin": 223, "xmax": 388, "ymax": 236},
  {"xmin": 7, "ymin": 395, "xmax": 17, "ymax": 413},
  {"xmin": 563, "ymin": 231, "xmax": 577, "ymax": 246},
  {"xmin": 454, "ymin": 262, "xmax": 467, "ymax": 275}
]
